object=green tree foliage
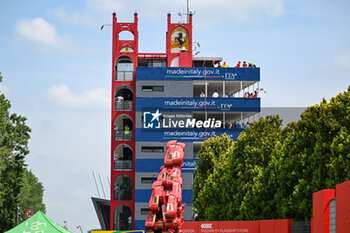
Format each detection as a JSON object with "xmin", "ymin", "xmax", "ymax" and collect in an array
[
  {"xmin": 0, "ymin": 72, "xmax": 32, "ymax": 231},
  {"xmin": 192, "ymin": 134, "xmax": 234, "ymax": 220},
  {"xmin": 273, "ymin": 86, "xmax": 350, "ymax": 220},
  {"xmin": 193, "ymin": 86, "xmax": 350, "ymax": 221},
  {"xmin": 193, "ymin": 116, "xmax": 283, "ymax": 220},
  {"xmin": 230, "ymin": 115, "xmax": 283, "ymax": 220},
  {"xmin": 18, "ymin": 169, "xmax": 46, "ymax": 219}
]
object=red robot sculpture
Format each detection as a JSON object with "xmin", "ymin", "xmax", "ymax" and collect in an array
[{"xmin": 145, "ymin": 140, "xmax": 186, "ymax": 233}]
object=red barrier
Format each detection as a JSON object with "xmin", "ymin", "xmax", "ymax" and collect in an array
[
  {"xmin": 182, "ymin": 220, "xmax": 293, "ymax": 233},
  {"xmin": 181, "ymin": 180, "xmax": 350, "ymax": 233},
  {"xmin": 182, "ymin": 221, "xmax": 259, "ymax": 233},
  {"xmin": 312, "ymin": 189, "xmax": 335, "ymax": 233},
  {"xmin": 310, "ymin": 218, "xmax": 313, "ymax": 233},
  {"xmin": 260, "ymin": 220, "xmax": 273, "ymax": 233},
  {"xmin": 336, "ymin": 180, "xmax": 350, "ymax": 233},
  {"xmin": 260, "ymin": 219, "xmax": 292, "ymax": 233},
  {"xmin": 274, "ymin": 219, "xmax": 292, "ymax": 233}
]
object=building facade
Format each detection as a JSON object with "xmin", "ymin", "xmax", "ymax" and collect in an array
[{"xmin": 110, "ymin": 12, "xmax": 261, "ymax": 230}]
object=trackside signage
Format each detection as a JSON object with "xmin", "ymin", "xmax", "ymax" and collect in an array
[
  {"xmin": 136, "ymin": 128, "xmax": 243, "ymax": 142},
  {"xmin": 91, "ymin": 231, "xmax": 144, "ymax": 233},
  {"xmin": 136, "ymin": 67, "xmax": 260, "ymax": 81},
  {"xmin": 182, "ymin": 219, "xmax": 293, "ymax": 233},
  {"xmin": 136, "ymin": 97, "xmax": 260, "ymax": 112},
  {"xmin": 182, "ymin": 221, "xmax": 260, "ymax": 233},
  {"xmin": 139, "ymin": 109, "xmax": 243, "ymax": 141},
  {"xmin": 143, "ymin": 109, "xmax": 222, "ymax": 129}
]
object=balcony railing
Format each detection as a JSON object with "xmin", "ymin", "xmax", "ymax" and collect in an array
[
  {"xmin": 115, "ymin": 100, "xmax": 133, "ymax": 111},
  {"xmin": 115, "ymin": 71, "xmax": 133, "ymax": 81},
  {"xmin": 114, "ymin": 160, "xmax": 133, "ymax": 170},
  {"xmin": 114, "ymin": 130, "xmax": 133, "ymax": 141},
  {"xmin": 114, "ymin": 190, "xmax": 132, "ymax": 202}
]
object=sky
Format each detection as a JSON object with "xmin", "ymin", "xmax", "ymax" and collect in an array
[{"xmin": 0, "ymin": 0, "xmax": 349, "ymax": 232}]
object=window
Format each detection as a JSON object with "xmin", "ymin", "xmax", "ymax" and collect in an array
[
  {"xmin": 148, "ymin": 59, "xmax": 166, "ymax": 67},
  {"xmin": 141, "ymin": 146, "xmax": 164, "ymax": 153},
  {"xmin": 142, "ymin": 86, "xmax": 164, "ymax": 92},
  {"xmin": 141, "ymin": 208, "xmax": 149, "ymax": 215},
  {"xmin": 141, "ymin": 177, "xmax": 157, "ymax": 184},
  {"xmin": 114, "ymin": 175, "xmax": 132, "ymax": 201},
  {"xmin": 113, "ymin": 205, "xmax": 132, "ymax": 230},
  {"xmin": 115, "ymin": 56, "xmax": 133, "ymax": 81}
]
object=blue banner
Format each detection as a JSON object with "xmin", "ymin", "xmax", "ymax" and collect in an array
[
  {"xmin": 135, "ymin": 189, "xmax": 193, "ymax": 203},
  {"xmin": 134, "ymin": 221, "xmax": 146, "ymax": 231},
  {"xmin": 136, "ymin": 128, "xmax": 244, "ymax": 142},
  {"xmin": 136, "ymin": 97, "xmax": 260, "ymax": 112},
  {"xmin": 136, "ymin": 67, "xmax": 260, "ymax": 81},
  {"xmin": 135, "ymin": 159, "xmax": 199, "ymax": 172}
]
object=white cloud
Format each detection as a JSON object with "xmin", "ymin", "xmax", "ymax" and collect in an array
[
  {"xmin": 335, "ymin": 53, "xmax": 350, "ymax": 69},
  {"xmin": 15, "ymin": 17, "xmax": 72, "ymax": 49},
  {"xmin": 46, "ymin": 85, "xmax": 109, "ymax": 110},
  {"xmin": 86, "ymin": 0, "xmax": 283, "ymax": 23},
  {"xmin": 47, "ymin": 7, "xmax": 97, "ymax": 28}
]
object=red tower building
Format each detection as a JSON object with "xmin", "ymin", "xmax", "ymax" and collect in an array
[
  {"xmin": 166, "ymin": 13, "xmax": 193, "ymax": 67},
  {"xmin": 110, "ymin": 12, "xmax": 195, "ymax": 230},
  {"xmin": 110, "ymin": 12, "xmax": 138, "ymax": 230},
  {"xmin": 106, "ymin": 11, "xmax": 261, "ymax": 231}
]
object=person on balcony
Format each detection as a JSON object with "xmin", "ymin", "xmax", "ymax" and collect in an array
[
  {"xmin": 242, "ymin": 61, "xmax": 248, "ymax": 68},
  {"xmin": 231, "ymin": 122, "xmax": 237, "ymax": 128},
  {"xmin": 124, "ymin": 124, "xmax": 130, "ymax": 136},
  {"xmin": 212, "ymin": 91, "xmax": 219, "ymax": 98},
  {"xmin": 222, "ymin": 61, "xmax": 228, "ymax": 67},
  {"xmin": 116, "ymin": 95, "xmax": 124, "ymax": 109},
  {"xmin": 213, "ymin": 60, "xmax": 220, "ymax": 67},
  {"xmin": 200, "ymin": 91, "xmax": 206, "ymax": 97},
  {"xmin": 114, "ymin": 154, "xmax": 118, "ymax": 170},
  {"xmin": 236, "ymin": 61, "xmax": 241, "ymax": 67}
]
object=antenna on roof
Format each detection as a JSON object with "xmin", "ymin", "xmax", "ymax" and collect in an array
[
  {"xmin": 99, "ymin": 173, "xmax": 107, "ymax": 199},
  {"xmin": 93, "ymin": 171, "xmax": 101, "ymax": 198},
  {"xmin": 107, "ymin": 176, "xmax": 111, "ymax": 189},
  {"xmin": 187, "ymin": 0, "xmax": 190, "ymax": 23},
  {"xmin": 178, "ymin": 0, "xmax": 195, "ymax": 24}
]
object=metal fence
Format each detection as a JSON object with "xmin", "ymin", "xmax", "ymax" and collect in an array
[
  {"xmin": 291, "ymin": 221, "xmax": 310, "ymax": 233},
  {"xmin": 114, "ymin": 130, "xmax": 133, "ymax": 141},
  {"xmin": 114, "ymin": 160, "xmax": 133, "ymax": 170},
  {"xmin": 330, "ymin": 198, "xmax": 336, "ymax": 233}
]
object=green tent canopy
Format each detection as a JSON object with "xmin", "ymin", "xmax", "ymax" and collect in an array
[{"xmin": 5, "ymin": 211, "xmax": 72, "ymax": 233}]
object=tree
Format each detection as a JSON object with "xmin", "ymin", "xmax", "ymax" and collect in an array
[
  {"xmin": 231, "ymin": 115, "xmax": 283, "ymax": 220},
  {"xmin": 192, "ymin": 116, "xmax": 283, "ymax": 220},
  {"xmin": 273, "ymin": 86, "xmax": 350, "ymax": 220},
  {"xmin": 192, "ymin": 134, "xmax": 234, "ymax": 220},
  {"xmin": 18, "ymin": 169, "xmax": 46, "ymax": 219},
  {"xmin": 192, "ymin": 86, "xmax": 350, "ymax": 221},
  {"xmin": 0, "ymin": 72, "xmax": 32, "ymax": 231}
]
